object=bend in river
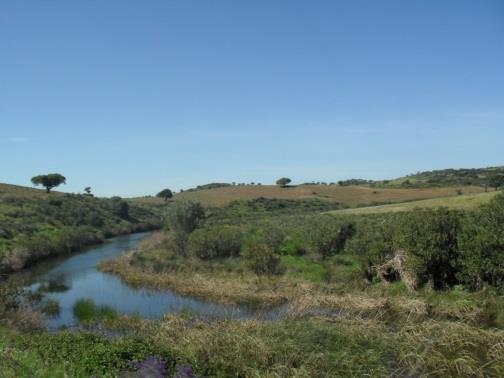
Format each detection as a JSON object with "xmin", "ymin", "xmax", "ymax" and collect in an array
[{"xmin": 22, "ymin": 232, "xmax": 286, "ymax": 329}]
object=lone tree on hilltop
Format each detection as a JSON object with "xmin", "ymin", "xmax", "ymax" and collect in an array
[
  {"xmin": 276, "ymin": 177, "xmax": 291, "ymax": 188},
  {"xmin": 31, "ymin": 173, "xmax": 66, "ymax": 193},
  {"xmin": 157, "ymin": 188, "xmax": 173, "ymax": 202}
]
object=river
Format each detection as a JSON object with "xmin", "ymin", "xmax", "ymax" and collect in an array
[{"xmin": 22, "ymin": 232, "xmax": 286, "ymax": 329}]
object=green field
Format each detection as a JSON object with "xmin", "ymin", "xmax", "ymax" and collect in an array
[{"xmin": 328, "ymin": 191, "xmax": 499, "ymax": 215}]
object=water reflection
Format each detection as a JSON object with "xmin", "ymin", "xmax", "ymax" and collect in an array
[{"xmin": 21, "ymin": 232, "xmax": 285, "ymax": 329}]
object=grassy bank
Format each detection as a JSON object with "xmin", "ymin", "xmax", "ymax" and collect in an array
[
  {"xmin": 99, "ymin": 230, "xmax": 504, "ymax": 328},
  {"xmin": 1, "ymin": 311, "xmax": 503, "ymax": 377}
]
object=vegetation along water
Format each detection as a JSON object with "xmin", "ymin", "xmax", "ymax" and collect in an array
[{"xmin": 1, "ymin": 168, "xmax": 504, "ymax": 376}]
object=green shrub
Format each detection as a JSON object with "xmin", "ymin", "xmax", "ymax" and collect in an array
[
  {"xmin": 395, "ymin": 208, "xmax": 461, "ymax": 289},
  {"xmin": 242, "ymin": 243, "xmax": 285, "ymax": 275},
  {"xmin": 166, "ymin": 201, "xmax": 205, "ymax": 234},
  {"xmin": 459, "ymin": 194, "xmax": 504, "ymax": 290},
  {"xmin": 188, "ymin": 225, "xmax": 242, "ymax": 260},
  {"xmin": 305, "ymin": 216, "xmax": 356, "ymax": 259},
  {"xmin": 109, "ymin": 197, "xmax": 130, "ymax": 219},
  {"xmin": 279, "ymin": 233, "xmax": 307, "ymax": 256},
  {"xmin": 242, "ymin": 223, "xmax": 286, "ymax": 253},
  {"xmin": 347, "ymin": 217, "xmax": 396, "ymax": 281}
]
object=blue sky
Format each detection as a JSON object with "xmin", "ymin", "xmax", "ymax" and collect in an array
[{"xmin": 1, "ymin": 0, "xmax": 503, "ymax": 197}]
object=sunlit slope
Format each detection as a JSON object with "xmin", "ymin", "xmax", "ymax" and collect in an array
[
  {"xmin": 326, "ymin": 191, "xmax": 498, "ymax": 215},
  {"xmin": 0, "ymin": 183, "xmax": 63, "ymax": 197},
  {"xmin": 135, "ymin": 184, "xmax": 486, "ymax": 207}
]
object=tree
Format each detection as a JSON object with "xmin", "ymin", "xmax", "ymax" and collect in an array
[
  {"xmin": 166, "ymin": 201, "xmax": 205, "ymax": 255},
  {"xmin": 276, "ymin": 177, "xmax": 291, "ymax": 188},
  {"xmin": 31, "ymin": 173, "xmax": 66, "ymax": 193},
  {"xmin": 459, "ymin": 194, "xmax": 504, "ymax": 289},
  {"xmin": 489, "ymin": 175, "xmax": 504, "ymax": 191},
  {"xmin": 84, "ymin": 187, "xmax": 92, "ymax": 196},
  {"xmin": 110, "ymin": 196, "xmax": 129, "ymax": 219},
  {"xmin": 156, "ymin": 188, "xmax": 173, "ymax": 202}
]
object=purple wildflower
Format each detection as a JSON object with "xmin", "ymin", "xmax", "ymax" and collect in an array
[
  {"xmin": 133, "ymin": 355, "xmax": 168, "ymax": 378},
  {"xmin": 173, "ymin": 364, "xmax": 196, "ymax": 378}
]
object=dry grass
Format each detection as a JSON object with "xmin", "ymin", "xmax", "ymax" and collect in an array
[
  {"xmin": 145, "ymin": 314, "xmax": 504, "ymax": 377},
  {"xmin": 132, "ymin": 185, "xmax": 485, "ymax": 207},
  {"xmin": 99, "ymin": 254, "xmax": 293, "ymax": 305},
  {"xmin": 397, "ymin": 320, "xmax": 504, "ymax": 377}
]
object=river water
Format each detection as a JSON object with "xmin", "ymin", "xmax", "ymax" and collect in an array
[{"xmin": 22, "ymin": 232, "xmax": 286, "ymax": 329}]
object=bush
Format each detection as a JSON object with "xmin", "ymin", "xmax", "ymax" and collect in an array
[
  {"xmin": 109, "ymin": 197, "xmax": 130, "ymax": 219},
  {"xmin": 459, "ymin": 194, "xmax": 504, "ymax": 290},
  {"xmin": 166, "ymin": 201, "xmax": 205, "ymax": 256},
  {"xmin": 166, "ymin": 201, "xmax": 205, "ymax": 235},
  {"xmin": 305, "ymin": 216, "xmax": 356, "ymax": 259},
  {"xmin": 395, "ymin": 208, "xmax": 461, "ymax": 289},
  {"xmin": 188, "ymin": 225, "xmax": 243, "ymax": 260},
  {"xmin": 242, "ymin": 243, "xmax": 284, "ymax": 275},
  {"xmin": 347, "ymin": 217, "xmax": 396, "ymax": 281}
]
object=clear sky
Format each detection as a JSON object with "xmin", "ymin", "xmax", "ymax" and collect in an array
[{"xmin": 1, "ymin": 0, "xmax": 503, "ymax": 197}]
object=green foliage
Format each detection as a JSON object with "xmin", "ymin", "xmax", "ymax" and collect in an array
[
  {"xmin": 458, "ymin": 194, "xmax": 504, "ymax": 289},
  {"xmin": 185, "ymin": 182, "xmax": 232, "ymax": 191},
  {"xmin": 338, "ymin": 178, "xmax": 373, "ymax": 186},
  {"xmin": 0, "ymin": 189, "xmax": 160, "ymax": 274},
  {"xmin": 109, "ymin": 196, "xmax": 129, "ymax": 219},
  {"xmin": 305, "ymin": 216, "xmax": 355, "ymax": 259},
  {"xmin": 73, "ymin": 298, "xmax": 118, "ymax": 323},
  {"xmin": 395, "ymin": 208, "xmax": 461, "ymax": 289},
  {"xmin": 242, "ymin": 222, "xmax": 286, "ymax": 253},
  {"xmin": 156, "ymin": 188, "xmax": 173, "ymax": 201},
  {"xmin": 279, "ymin": 233, "xmax": 307, "ymax": 256},
  {"xmin": 281, "ymin": 255, "xmax": 326, "ymax": 282},
  {"xmin": 10, "ymin": 331, "xmax": 174, "ymax": 377},
  {"xmin": 41, "ymin": 299, "xmax": 60, "ymax": 317},
  {"xmin": 30, "ymin": 173, "xmax": 66, "ymax": 193},
  {"xmin": 489, "ymin": 174, "xmax": 504, "ymax": 190},
  {"xmin": 376, "ymin": 166, "xmax": 504, "ymax": 188},
  {"xmin": 347, "ymin": 216, "xmax": 396, "ymax": 280},
  {"xmin": 275, "ymin": 177, "xmax": 291, "ymax": 187},
  {"xmin": 187, "ymin": 225, "xmax": 242, "ymax": 260},
  {"xmin": 165, "ymin": 201, "xmax": 205, "ymax": 255},
  {"xmin": 166, "ymin": 201, "xmax": 205, "ymax": 235},
  {"xmin": 211, "ymin": 197, "xmax": 344, "ymax": 221},
  {"xmin": 242, "ymin": 243, "xmax": 284, "ymax": 275}
]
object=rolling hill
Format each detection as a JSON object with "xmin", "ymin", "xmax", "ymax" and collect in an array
[
  {"xmin": 136, "ymin": 184, "xmax": 487, "ymax": 207},
  {"xmin": 378, "ymin": 166, "xmax": 504, "ymax": 188}
]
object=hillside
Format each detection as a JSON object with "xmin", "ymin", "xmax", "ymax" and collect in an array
[
  {"xmin": 379, "ymin": 166, "xmax": 504, "ymax": 188},
  {"xmin": 136, "ymin": 184, "xmax": 486, "ymax": 207},
  {"xmin": 328, "ymin": 191, "xmax": 498, "ymax": 215},
  {"xmin": 0, "ymin": 183, "xmax": 162, "ymax": 275}
]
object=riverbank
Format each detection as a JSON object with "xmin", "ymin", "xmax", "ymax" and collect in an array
[
  {"xmin": 2, "ymin": 310, "xmax": 503, "ymax": 377},
  {"xmin": 0, "ymin": 189, "xmax": 162, "ymax": 277},
  {"xmin": 98, "ymin": 232, "xmax": 504, "ymax": 327}
]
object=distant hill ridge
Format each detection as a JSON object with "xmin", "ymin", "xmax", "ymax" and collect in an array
[{"xmin": 385, "ymin": 165, "xmax": 504, "ymax": 188}]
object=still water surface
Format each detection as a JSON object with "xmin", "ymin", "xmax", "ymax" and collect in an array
[{"xmin": 23, "ymin": 232, "xmax": 285, "ymax": 329}]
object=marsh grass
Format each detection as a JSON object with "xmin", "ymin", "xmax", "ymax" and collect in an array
[
  {"xmin": 1, "ymin": 309, "xmax": 503, "ymax": 377},
  {"xmin": 73, "ymin": 298, "xmax": 118, "ymax": 323},
  {"xmin": 41, "ymin": 299, "xmax": 60, "ymax": 317}
]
